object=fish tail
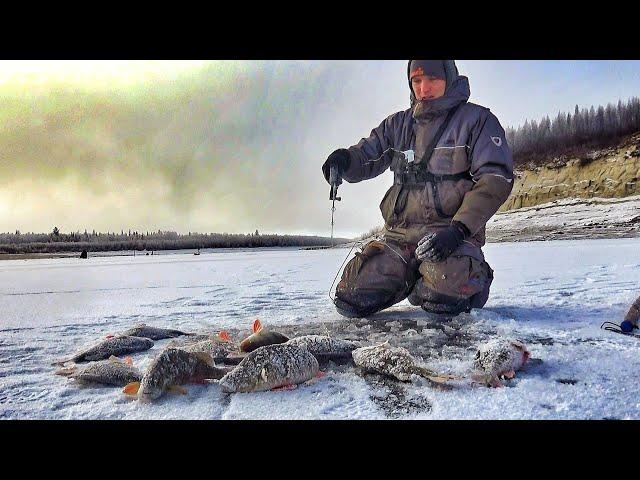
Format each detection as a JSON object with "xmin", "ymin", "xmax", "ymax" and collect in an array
[
  {"xmin": 51, "ymin": 359, "xmax": 71, "ymax": 367},
  {"xmin": 123, "ymin": 381, "xmax": 141, "ymax": 396},
  {"xmin": 416, "ymin": 366, "xmax": 459, "ymax": 383},
  {"xmin": 55, "ymin": 366, "xmax": 77, "ymax": 377},
  {"xmin": 470, "ymin": 372, "xmax": 499, "ymax": 387},
  {"xmin": 167, "ymin": 385, "xmax": 188, "ymax": 395}
]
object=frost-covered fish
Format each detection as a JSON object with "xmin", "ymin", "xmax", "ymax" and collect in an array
[
  {"xmin": 55, "ymin": 356, "xmax": 142, "ymax": 387},
  {"xmin": 52, "ymin": 336, "xmax": 154, "ymax": 366},
  {"xmin": 218, "ymin": 343, "xmax": 319, "ymax": 393},
  {"xmin": 117, "ymin": 324, "xmax": 192, "ymax": 340},
  {"xmin": 239, "ymin": 319, "xmax": 289, "ymax": 353},
  {"xmin": 169, "ymin": 331, "xmax": 238, "ymax": 358},
  {"xmin": 123, "ymin": 348, "xmax": 230, "ymax": 402},
  {"xmin": 472, "ymin": 338, "xmax": 530, "ymax": 388},
  {"xmin": 352, "ymin": 342, "xmax": 454, "ymax": 384},
  {"xmin": 286, "ymin": 335, "xmax": 359, "ymax": 361}
]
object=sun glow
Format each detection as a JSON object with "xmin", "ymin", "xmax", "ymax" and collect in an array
[{"xmin": 0, "ymin": 60, "xmax": 211, "ymax": 89}]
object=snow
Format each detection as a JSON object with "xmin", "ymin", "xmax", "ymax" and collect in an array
[
  {"xmin": 487, "ymin": 195, "xmax": 640, "ymax": 242},
  {"xmin": 2, "ymin": 239, "xmax": 640, "ymax": 419}
]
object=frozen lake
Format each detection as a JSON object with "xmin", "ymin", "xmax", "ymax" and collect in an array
[{"xmin": 2, "ymin": 238, "xmax": 640, "ymax": 419}]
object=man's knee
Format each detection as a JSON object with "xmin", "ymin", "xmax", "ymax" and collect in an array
[
  {"xmin": 408, "ymin": 282, "xmax": 471, "ymax": 315},
  {"xmin": 333, "ymin": 239, "xmax": 417, "ymax": 318},
  {"xmin": 409, "ymin": 255, "xmax": 493, "ymax": 315},
  {"xmin": 333, "ymin": 294, "xmax": 390, "ymax": 318}
]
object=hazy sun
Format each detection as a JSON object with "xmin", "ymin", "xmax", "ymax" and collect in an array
[{"xmin": 0, "ymin": 60, "xmax": 210, "ymax": 89}]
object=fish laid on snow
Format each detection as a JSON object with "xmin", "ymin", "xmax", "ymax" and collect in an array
[
  {"xmin": 286, "ymin": 335, "xmax": 359, "ymax": 361},
  {"xmin": 218, "ymin": 343, "xmax": 320, "ymax": 393},
  {"xmin": 52, "ymin": 336, "xmax": 154, "ymax": 366},
  {"xmin": 472, "ymin": 338, "xmax": 530, "ymax": 388},
  {"xmin": 352, "ymin": 342, "xmax": 454, "ymax": 385},
  {"xmin": 116, "ymin": 324, "xmax": 193, "ymax": 340},
  {"xmin": 239, "ymin": 319, "xmax": 289, "ymax": 353},
  {"xmin": 169, "ymin": 331, "xmax": 240, "ymax": 359},
  {"xmin": 123, "ymin": 348, "xmax": 230, "ymax": 402},
  {"xmin": 55, "ymin": 356, "xmax": 142, "ymax": 387}
]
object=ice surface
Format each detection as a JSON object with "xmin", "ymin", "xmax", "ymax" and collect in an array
[
  {"xmin": 1, "ymin": 239, "xmax": 640, "ymax": 419},
  {"xmin": 487, "ymin": 195, "xmax": 640, "ymax": 242}
]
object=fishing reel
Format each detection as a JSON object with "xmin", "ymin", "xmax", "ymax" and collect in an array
[{"xmin": 329, "ymin": 165, "xmax": 342, "ymax": 202}]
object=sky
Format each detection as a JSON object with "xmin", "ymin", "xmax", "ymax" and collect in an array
[{"xmin": 1, "ymin": 60, "xmax": 639, "ymax": 238}]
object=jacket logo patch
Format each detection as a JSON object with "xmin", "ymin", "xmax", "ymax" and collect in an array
[{"xmin": 491, "ymin": 136, "xmax": 503, "ymax": 147}]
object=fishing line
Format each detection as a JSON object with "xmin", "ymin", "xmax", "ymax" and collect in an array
[
  {"xmin": 327, "ymin": 147, "xmax": 412, "ymax": 303},
  {"xmin": 328, "ymin": 239, "xmax": 364, "ymax": 302},
  {"xmin": 381, "ymin": 242, "xmax": 408, "ymax": 265}
]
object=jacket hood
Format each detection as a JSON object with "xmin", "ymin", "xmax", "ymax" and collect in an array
[
  {"xmin": 407, "ymin": 60, "xmax": 469, "ymax": 117},
  {"xmin": 407, "ymin": 60, "xmax": 459, "ymax": 92},
  {"xmin": 411, "ymin": 75, "xmax": 471, "ymax": 119}
]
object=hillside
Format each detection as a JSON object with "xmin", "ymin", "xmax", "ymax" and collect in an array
[{"xmin": 502, "ymin": 132, "xmax": 640, "ymax": 211}]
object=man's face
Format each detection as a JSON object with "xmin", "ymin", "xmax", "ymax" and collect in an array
[{"xmin": 411, "ymin": 75, "xmax": 446, "ymax": 101}]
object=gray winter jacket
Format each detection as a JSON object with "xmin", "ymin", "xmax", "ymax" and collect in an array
[{"xmin": 342, "ymin": 63, "xmax": 514, "ymax": 253}]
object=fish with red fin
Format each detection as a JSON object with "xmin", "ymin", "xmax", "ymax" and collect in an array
[{"xmin": 239, "ymin": 319, "xmax": 289, "ymax": 353}]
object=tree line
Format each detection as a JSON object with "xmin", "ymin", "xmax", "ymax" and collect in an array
[
  {"xmin": 0, "ymin": 229, "xmax": 350, "ymax": 254},
  {"xmin": 505, "ymin": 96, "xmax": 640, "ymax": 166}
]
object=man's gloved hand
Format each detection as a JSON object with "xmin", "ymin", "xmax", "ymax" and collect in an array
[
  {"xmin": 322, "ymin": 149, "xmax": 351, "ymax": 184},
  {"xmin": 415, "ymin": 221, "xmax": 471, "ymax": 262}
]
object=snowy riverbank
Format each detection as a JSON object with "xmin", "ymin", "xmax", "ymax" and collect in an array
[{"xmin": 487, "ymin": 195, "xmax": 640, "ymax": 242}]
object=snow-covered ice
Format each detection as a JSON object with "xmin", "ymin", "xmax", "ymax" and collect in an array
[
  {"xmin": 1, "ymin": 239, "xmax": 640, "ymax": 420},
  {"xmin": 487, "ymin": 195, "xmax": 640, "ymax": 242}
]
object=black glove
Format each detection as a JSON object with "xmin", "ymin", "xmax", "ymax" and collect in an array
[
  {"xmin": 415, "ymin": 221, "xmax": 471, "ymax": 262},
  {"xmin": 322, "ymin": 149, "xmax": 350, "ymax": 184}
]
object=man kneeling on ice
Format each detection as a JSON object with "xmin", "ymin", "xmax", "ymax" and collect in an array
[{"xmin": 322, "ymin": 60, "xmax": 514, "ymax": 317}]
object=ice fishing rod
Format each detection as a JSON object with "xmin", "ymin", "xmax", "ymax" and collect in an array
[
  {"xmin": 328, "ymin": 148, "xmax": 415, "ymax": 245},
  {"xmin": 326, "ymin": 148, "xmax": 415, "ymax": 301},
  {"xmin": 329, "ymin": 164, "xmax": 342, "ymax": 246}
]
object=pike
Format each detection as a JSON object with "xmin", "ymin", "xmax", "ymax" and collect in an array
[
  {"xmin": 123, "ymin": 348, "xmax": 231, "ymax": 402},
  {"xmin": 55, "ymin": 356, "xmax": 142, "ymax": 387},
  {"xmin": 52, "ymin": 336, "xmax": 154, "ymax": 366},
  {"xmin": 115, "ymin": 324, "xmax": 193, "ymax": 340},
  {"xmin": 352, "ymin": 342, "xmax": 455, "ymax": 385},
  {"xmin": 218, "ymin": 343, "xmax": 320, "ymax": 393},
  {"xmin": 286, "ymin": 335, "xmax": 359, "ymax": 362},
  {"xmin": 471, "ymin": 338, "xmax": 530, "ymax": 388},
  {"xmin": 239, "ymin": 319, "xmax": 289, "ymax": 353}
]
